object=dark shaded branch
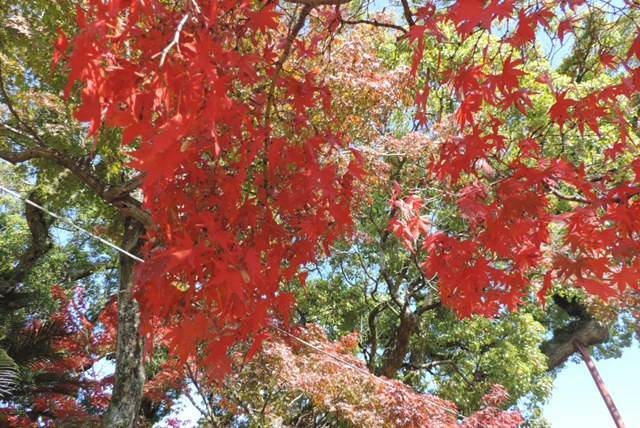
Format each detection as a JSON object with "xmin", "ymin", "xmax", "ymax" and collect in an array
[
  {"xmin": 543, "ymin": 318, "xmax": 610, "ymax": 369},
  {"xmin": 340, "ymin": 17, "xmax": 407, "ymax": 34},
  {"xmin": 64, "ymin": 261, "xmax": 116, "ymax": 284},
  {"xmin": 0, "ymin": 67, "xmax": 43, "ymax": 144},
  {"xmin": 542, "ymin": 295, "xmax": 610, "ymax": 370},
  {"xmin": 366, "ymin": 302, "xmax": 387, "ymax": 370},
  {"xmin": 400, "ymin": 0, "xmax": 416, "ymax": 26},
  {"xmin": 0, "ymin": 194, "xmax": 53, "ymax": 305},
  {"xmin": 0, "ymin": 147, "xmax": 151, "ymax": 228},
  {"xmin": 416, "ymin": 298, "xmax": 440, "ymax": 315},
  {"xmin": 380, "ymin": 310, "xmax": 417, "ymax": 378}
]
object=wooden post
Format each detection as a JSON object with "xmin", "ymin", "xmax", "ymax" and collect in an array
[{"xmin": 574, "ymin": 340, "xmax": 625, "ymax": 428}]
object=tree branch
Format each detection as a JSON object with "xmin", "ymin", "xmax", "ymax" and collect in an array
[
  {"xmin": 0, "ymin": 193, "xmax": 53, "ymax": 302},
  {"xmin": 400, "ymin": 0, "xmax": 416, "ymax": 26},
  {"xmin": 542, "ymin": 295, "xmax": 611, "ymax": 370},
  {"xmin": 0, "ymin": 147, "xmax": 151, "ymax": 228},
  {"xmin": 339, "ymin": 17, "xmax": 407, "ymax": 34},
  {"xmin": 380, "ymin": 310, "xmax": 417, "ymax": 378},
  {"xmin": 0, "ymin": 67, "xmax": 44, "ymax": 145},
  {"xmin": 285, "ymin": 0, "xmax": 351, "ymax": 5},
  {"xmin": 1, "ymin": 64, "xmax": 150, "ymax": 228},
  {"xmin": 366, "ymin": 302, "xmax": 387, "ymax": 370}
]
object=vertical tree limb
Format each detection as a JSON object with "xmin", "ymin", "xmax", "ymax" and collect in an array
[
  {"xmin": 102, "ymin": 218, "xmax": 145, "ymax": 428},
  {"xmin": 380, "ymin": 310, "xmax": 417, "ymax": 378}
]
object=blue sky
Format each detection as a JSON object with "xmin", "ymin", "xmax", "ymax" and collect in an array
[{"xmin": 544, "ymin": 344, "xmax": 640, "ymax": 428}]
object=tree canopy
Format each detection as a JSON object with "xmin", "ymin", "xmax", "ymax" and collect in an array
[{"xmin": 1, "ymin": 0, "xmax": 639, "ymax": 426}]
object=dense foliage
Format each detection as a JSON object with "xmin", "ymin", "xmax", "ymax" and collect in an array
[{"xmin": 1, "ymin": 0, "xmax": 639, "ymax": 426}]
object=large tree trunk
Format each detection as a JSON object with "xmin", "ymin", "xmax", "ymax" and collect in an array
[
  {"xmin": 103, "ymin": 219, "xmax": 145, "ymax": 428},
  {"xmin": 380, "ymin": 311, "xmax": 417, "ymax": 378}
]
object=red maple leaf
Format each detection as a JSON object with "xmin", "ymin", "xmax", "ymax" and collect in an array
[
  {"xmin": 52, "ymin": 28, "xmax": 68, "ymax": 72},
  {"xmin": 557, "ymin": 17, "xmax": 578, "ymax": 43},
  {"xmin": 549, "ymin": 90, "xmax": 576, "ymax": 129}
]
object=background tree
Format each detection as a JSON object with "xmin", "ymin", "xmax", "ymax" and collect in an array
[
  {"xmin": 1, "ymin": 0, "xmax": 640, "ymax": 427},
  {"xmin": 0, "ymin": 1, "xmax": 155, "ymax": 425}
]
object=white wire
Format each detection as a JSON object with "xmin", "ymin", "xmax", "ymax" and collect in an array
[{"xmin": 0, "ymin": 182, "xmax": 144, "ymax": 263}]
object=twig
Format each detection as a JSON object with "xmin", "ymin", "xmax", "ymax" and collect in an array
[
  {"xmin": 339, "ymin": 17, "xmax": 407, "ymax": 34},
  {"xmin": 155, "ymin": 14, "xmax": 190, "ymax": 67}
]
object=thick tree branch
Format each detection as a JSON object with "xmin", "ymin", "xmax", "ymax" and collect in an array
[
  {"xmin": 1, "ymin": 65, "xmax": 150, "ymax": 228},
  {"xmin": 0, "ymin": 194, "xmax": 53, "ymax": 299},
  {"xmin": 64, "ymin": 261, "xmax": 116, "ymax": 284},
  {"xmin": 542, "ymin": 295, "xmax": 610, "ymax": 370},
  {"xmin": 380, "ymin": 309, "xmax": 417, "ymax": 378},
  {"xmin": 0, "ymin": 147, "xmax": 151, "ymax": 228},
  {"xmin": 400, "ymin": 0, "xmax": 416, "ymax": 26},
  {"xmin": 543, "ymin": 318, "xmax": 610, "ymax": 369},
  {"xmin": 366, "ymin": 302, "xmax": 387, "ymax": 370}
]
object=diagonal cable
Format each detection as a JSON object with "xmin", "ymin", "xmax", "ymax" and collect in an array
[{"xmin": 0, "ymin": 182, "xmax": 144, "ymax": 263}]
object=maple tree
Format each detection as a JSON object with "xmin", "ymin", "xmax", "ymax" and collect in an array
[
  {"xmin": 0, "ymin": 287, "xmax": 110, "ymax": 427},
  {"xmin": 1, "ymin": 0, "xmax": 640, "ymax": 425},
  {"xmin": 182, "ymin": 324, "xmax": 524, "ymax": 427}
]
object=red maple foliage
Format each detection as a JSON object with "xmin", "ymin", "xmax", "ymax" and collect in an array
[
  {"xmin": 61, "ymin": 0, "xmax": 359, "ymax": 378},
  {"xmin": 385, "ymin": 0, "xmax": 640, "ymax": 318},
  {"xmin": 0, "ymin": 288, "xmax": 111, "ymax": 426},
  {"xmin": 57, "ymin": 0, "xmax": 640, "ymax": 401}
]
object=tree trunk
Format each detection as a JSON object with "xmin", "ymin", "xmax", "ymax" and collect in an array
[
  {"xmin": 103, "ymin": 219, "xmax": 145, "ymax": 428},
  {"xmin": 380, "ymin": 311, "xmax": 417, "ymax": 378}
]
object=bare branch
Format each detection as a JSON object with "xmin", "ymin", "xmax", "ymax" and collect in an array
[
  {"xmin": 285, "ymin": 0, "xmax": 351, "ymax": 5},
  {"xmin": 400, "ymin": 0, "xmax": 416, "ymax": 26},
  {"xmin": 154, "ymin": 14, "xmax": 190, "ymax": 67},
  {"xmin": 339, "ymin": 17, "xmax": 407, "ymax": 34}
]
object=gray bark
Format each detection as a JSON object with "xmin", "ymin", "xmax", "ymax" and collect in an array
[
  {"xmin": 542, "ymin": 294, "xmax": 610, "ymax": 370},
  {"xmin": 102, "ymin": 219, "xmax": 145, "ymax": 428}
]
